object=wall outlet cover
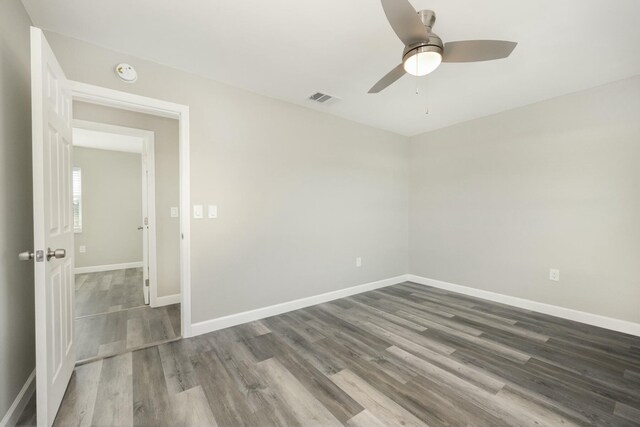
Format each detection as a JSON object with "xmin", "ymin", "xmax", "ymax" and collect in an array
[
  {"xmin": 208, "ymin": 205, "xmax": 218, "ymax": 219},
  {"xmin": 356, "ymin": 257, "xmax": 362, "ymax": 267},
  {"xmin": 549, "ymin": 268, "xmax": 560, "ymax": 282},
  {"xmin": 170, "ymin": 207, "xmax": 179, "ymax": 218},
  {"xmin": 79, "ymin": 246, "xmax": 86, "ymax": 253},
  {"xmin": 193, "ymin": 205, "xmax": 203, "ymax": 219}
]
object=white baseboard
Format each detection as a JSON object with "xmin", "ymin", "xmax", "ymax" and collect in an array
[
  {"xmin": 191, "ymin": 275, "xmax": 409, "ymax": 337},
  {"xmin": 153, "ymin": 294, "xmax": 181, "ymax": 308},
  {"xmin": 190, "ymin": 272, "xmax": 640, "ymax": 339},
  {"xmin": 407, "ymin": 275, "xmax": 640, "ymax": 337},
  {"xmin": 75, "ymin": 261, "xmax": 143, "ymax": 274},
  {"xmin": 0, "ymin": 369, "xmax": 35, "ymax": 427}
]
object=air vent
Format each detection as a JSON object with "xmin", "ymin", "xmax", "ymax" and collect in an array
[{"xmin": 308, "ymin": 92, "xmax": 340, "ymax": 106}]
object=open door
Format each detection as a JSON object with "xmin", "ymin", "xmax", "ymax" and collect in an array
[
  {"xmin": 30, "ymin": 27, "xmax": 75, "ymax": 426},
  {"xmin": 142, "ymin": 159, "xmax": 150, "ymax": 305}
]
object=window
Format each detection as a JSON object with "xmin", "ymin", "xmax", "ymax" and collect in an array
[{"xmin": 72, "ymin": 167, "xmax": 82, "ymax": 233}]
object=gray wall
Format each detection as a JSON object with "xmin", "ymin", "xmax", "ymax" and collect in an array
[
  {"xmin": 409, "ymin": 76, "xmax": 640, "ymax": 323},
  {"xmin": 0, "ymin": 0, "xmax": 35, "ymax": 419},
  {"xmin": 38, "ymin": 23, "xmax": 640, "ymax": 333},
  {"xmin": 73, "ymin": 102, "xmax": 181, "ymax": 297},
  {"xmin": 46, "ymin": 32, "xmax": 410, "ymax": 323},
  {"xmin": 73, "ymin": 147, "xmax": 143, "ymax": 267}
]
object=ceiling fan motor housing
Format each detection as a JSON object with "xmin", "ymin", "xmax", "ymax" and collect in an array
[
  {"xmin": 402, "ymin": 36, "xmax": 443, "ymax": 62},
  {"xmin": 402, "ymin": 10, "xmax": 443, "ymax": 62},
  {"xmin": 418, "ymin": 10, "xmax": 437, "ymax": 29}
]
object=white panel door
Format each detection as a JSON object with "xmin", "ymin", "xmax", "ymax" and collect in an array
[
  {"xmin": 30, "ymin": 27, "xmax": 75, "ymax": 427},
  {"xmin": 142, "ymin": 164, "xmax": 150, "ymax": 305}
]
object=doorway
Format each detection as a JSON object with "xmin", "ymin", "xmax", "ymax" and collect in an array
[
  {"xmin": 69, "ymin": 82, "xmax": 192, "ymax": 339},
  {"xmin": 70, "ymin": 117, "xmax": 183, "ymax": 364},
  {"xmin": 72, "ymin": 120, "xmax": 156, "ymax": 307},
  {"xmin": 29, "ymin": 27, "xmax": 191, "ymax": 426}
]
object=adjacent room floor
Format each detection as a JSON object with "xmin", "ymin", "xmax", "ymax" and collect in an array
[
  {"xmin": 19, "ymin": 282, "xmax": 640, "ymax": 426},
  {"xmin": 74, "ymin": 268, "xmax": 181, "ymax": 362},
  {"xmin": 76, "ymin": 304, "xmax": 181, "ymax": 362},
  {"xmin": 75, "ymin": 268, "xmax": 146, "ymax": 317}
]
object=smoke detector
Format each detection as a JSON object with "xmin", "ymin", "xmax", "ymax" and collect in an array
[{"xmin": 115, "ymin": 63, "xmax": 137, "ymax": 83}]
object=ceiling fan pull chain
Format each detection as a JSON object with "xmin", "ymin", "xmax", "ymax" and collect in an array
[{"xmin": 424, "ymin": 77, "xmax": 430, "ymax": 115}]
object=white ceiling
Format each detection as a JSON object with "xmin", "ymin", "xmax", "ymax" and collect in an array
[
  {"xmin": 23, "ymin": 0, "xmax": 640, "ymax": 136},
  {"xmin": 73, "ymin": 128, "xmax": 143, "ymax": 154}
]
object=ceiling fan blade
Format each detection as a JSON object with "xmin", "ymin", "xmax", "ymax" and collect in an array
[
  {"xmin": 381, "ymin": 0, "xmax": 428, "ymax": 46},
  {"xmin": 442, "ymin": 40, "xmax": 517, "ymax": 63},
  {"xmin": 369, "ymin": 64, "xmax": 406, "ymax": 93}
]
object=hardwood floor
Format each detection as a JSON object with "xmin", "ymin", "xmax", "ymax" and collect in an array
[
  {"xmin": 75, "ymin": 268, "xmax": 181, "ymax": 362},
  {"xmin": 75, "ymin": 268, "xmax": 145, "ymax": 317},
  {"xmin": 75, "ymin": 304, "xmax": 181, "ymax": 362},
  {"xmin": 21, "ymin": 281, "xmax": 640, "ymax": 426}
]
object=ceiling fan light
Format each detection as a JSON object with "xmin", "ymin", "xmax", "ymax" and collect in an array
[{"xmin": 403, "ymin": 48, "xmax": 442, "ymax": 76}]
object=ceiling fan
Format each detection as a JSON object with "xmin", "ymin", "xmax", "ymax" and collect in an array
[{"xmin": 369, "ymin": 0, "xmax": 518, "ymax": 93}]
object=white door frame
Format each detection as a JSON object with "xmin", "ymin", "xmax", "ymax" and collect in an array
[
  {"xmin": 69, "ymin": 81, "xmax": 192, "ymax": 338},
  {"xmin": 72, "ymin": 119, "xmax": 158, "ymax": 307}
]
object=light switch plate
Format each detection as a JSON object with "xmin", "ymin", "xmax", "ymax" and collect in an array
[
  {"xmin": 208, "ymin": 205, "xmax": 218, "ymax": 219},
  {"xmin": 193, "ymin": 205, "xmax": 203, "ymax": 219},
  {"xmin": 356, "ymin": 257, "xmax": 362, "ymax": 267},
  {"xmin": 79, "ymin": 245, "xmax": 86, "ymax": 253},
  {"xmin": 170, "ymin": 207, "xmax": 179, "ymax": 218}
]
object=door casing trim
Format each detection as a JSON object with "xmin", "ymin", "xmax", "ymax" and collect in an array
[{"xmin": 70, "ymin": 81, "xmax": 192, "ymax": 338}]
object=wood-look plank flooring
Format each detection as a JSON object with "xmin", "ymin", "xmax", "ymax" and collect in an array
[
  {"xmin": 74, "ymin": 269, "xmax": 181, "ymax": 362},
  {"xmin": 75, "ymin": 304, "xmax": 181, "ymax": 362},
  {"xmin": 20, "ymin": 282, "xmax": 640, "ymax": 426},
  {"xmin": 75, "ymin": 268, "xmax": 145, "ymax": 317}
]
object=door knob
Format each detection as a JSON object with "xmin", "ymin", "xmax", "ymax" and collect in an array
[
  {"xmin": 46, "ymin": 248, "xmax": 66, "ymax": 261},
  {"xmin": 18, "ymin": 251, "xmax": 34, "ymax": 261}
]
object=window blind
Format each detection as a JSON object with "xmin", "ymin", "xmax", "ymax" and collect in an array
[{"xmin": 72, "ymin": 167, "xmax": 82, "ymax": 232}]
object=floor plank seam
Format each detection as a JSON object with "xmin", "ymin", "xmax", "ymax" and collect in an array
[{"xmin": 18, "ymin": 280, "xmax": 640, "ymax": 427}]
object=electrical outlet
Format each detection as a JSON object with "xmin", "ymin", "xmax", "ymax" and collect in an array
[
  {"xmin": 79, "ymin": 245, "xmax": 86, "ymax": 253},
  {"xmin": 549, "ymin": 268, "xmax": 560, "ymax": 282},
  {"xmin": 356, "ymin": 257, "xmax": 362, "ymax": 268},
  {"xmin": 170, "ymin": 207, "xmax": 179, "ymax": 218}
]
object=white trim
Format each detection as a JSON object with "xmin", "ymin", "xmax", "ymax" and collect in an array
[
  {"xmin": 146, "ymin": 140, "xmax": 159, "ymax": 309},
  {"xmin": 0, "ymin": 369, "xmax": 35, "ymax": 427},
  {"xmin": 75, "ymin": 262, "xmax": 143, "ymax": 274},
  {"xmin": 73, "ymin": 119, "xmax": 155, "ymax": 139},
  {"xmin": 178, "ymin": 108, "xmax": 191, "ymax": 337},
  {"xmin": 70, "ymin": 80, "xmax": 192, "ymax": 338},
  {"xmin": 72, "ymin": 119, "xmax": 159, "ymax": 310},
  {"xmin": 72, "ymin": 119, "xmax": 148, "ymax": 153},
  {"xmin": 72, "ymin": 127, "xmax": 144, "ymax": 154},
  {"xmin": 71, "ymin": 81, "xmax": 184, "ymax": 119},
  {"xmin": 191, "ymin": 275, "xmax": 409, "ymax": 337},
  {"xmin": 407, "ymin": 275, "xmax": 640, "ymax": 337},
  {"xmin": 142, "ymin": 133, "xmax": 157, "ymax": 308},
  {"xmin": 154, "ymin": 294, "xmax": 181, "ymax": 307}
]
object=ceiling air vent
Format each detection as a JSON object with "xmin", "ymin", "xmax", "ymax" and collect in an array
[{"xmin": 308, "ymin": 92, "xmax": 340, "ymax": 106}]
